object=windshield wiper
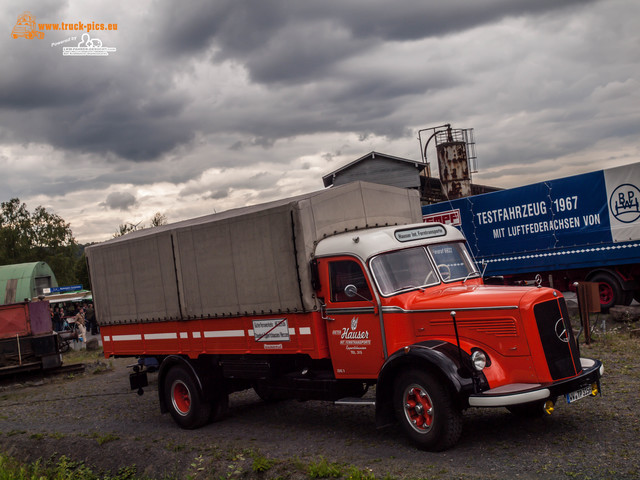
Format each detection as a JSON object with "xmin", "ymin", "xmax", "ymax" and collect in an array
[{"xmin": 462, "ymin": 271, "xmax": 480, "ymax": 283}]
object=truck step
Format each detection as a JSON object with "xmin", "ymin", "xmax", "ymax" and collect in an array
[{"xmin": 334, "ymin": 397, "xmax": 376, "ymax": 406}]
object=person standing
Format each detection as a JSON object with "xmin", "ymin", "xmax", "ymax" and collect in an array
[
  {"xmin": 52, "ymin": 307, "xmax": 62, "ymax": 332},
  {"xmin": 85, "ymin": 303, "xmax": 97, "ymax": 335},
  {"xmin": 74, "ymin": 307, "xmax": 86, "ymax": 343}
]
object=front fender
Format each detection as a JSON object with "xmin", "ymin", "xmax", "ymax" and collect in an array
[{"xmin": 375, "ymin": 340, "xmax": 485, "ymax": 427}]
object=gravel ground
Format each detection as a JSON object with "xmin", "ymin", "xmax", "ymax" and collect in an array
[{"xmin": 0, "ymin": 319, "xmax": 639, "ymax": 480}]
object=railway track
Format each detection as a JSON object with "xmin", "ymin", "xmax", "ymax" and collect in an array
[{"xmin": 0, "ymin": 362, "xmax": 85, "ymax": 385}]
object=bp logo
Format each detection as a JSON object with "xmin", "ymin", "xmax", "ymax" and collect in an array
[{"xmin": 610, "ymin": 183, "xmax": 640, "ymax": 223}]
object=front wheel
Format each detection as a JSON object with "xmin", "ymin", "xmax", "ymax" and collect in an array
[
  {"xmin": 164, "ymin": 365, "xmax": 211, "ymax": 429},
  {"xmin": 393, "ymin": 370, "xmax": 462, "ymax": 451}
]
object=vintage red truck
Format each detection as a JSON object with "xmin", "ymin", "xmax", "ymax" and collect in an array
[{"xmin": 86, "ymin": 181, "xmax": 603, "ymax": 450}]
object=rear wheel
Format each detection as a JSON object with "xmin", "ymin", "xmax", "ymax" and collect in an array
[
  {"xmin": 209, "ymin": 392, "xmax": 229, "ymax": 422},
  {"xmin": 590, "ymin": 272, "xmax": 630, "ymax": 311},
  {"xmin": 393, "ymin": 370, "xmax": 462, "ymax": 451},
  {"xmin": 164, "ymin": 365, "xmax": 211, "ymax": 429},
  {"xmin": 253, "ymin": 381, "xmax": 284, "ymax": 403}
]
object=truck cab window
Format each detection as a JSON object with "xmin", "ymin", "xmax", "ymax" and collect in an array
[
  {"xmin": 329, "ymin": 260, "xmax": 372, "ymax": 302},
  {"xmin": 427, "ymin": 243, "xmax": 479, "ymax": 282},
  {"xmin": 370, "ymin": 247, "xmax": 439, "ymax": 295}
]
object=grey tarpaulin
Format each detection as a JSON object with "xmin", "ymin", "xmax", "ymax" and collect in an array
[{"xmin": 86, "ymin": 182, "xmax": 421, "ymax": 325}]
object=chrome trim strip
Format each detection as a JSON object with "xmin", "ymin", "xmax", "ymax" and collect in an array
[
  {"xmin": 325, "ymin": 307, "xmax": 377, "ymax": 315},
  {"xmin": 382, "ymin": 305, "xmax": 519, "ymax": 314},
  {"xmin": 469, "ymin": 388, "xmax": 550, "ymax": 407}
]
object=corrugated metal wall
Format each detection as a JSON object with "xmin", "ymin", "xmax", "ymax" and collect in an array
[{"xmin": 331, "ymin": 158, "xmax": 420, "ymax": 189}]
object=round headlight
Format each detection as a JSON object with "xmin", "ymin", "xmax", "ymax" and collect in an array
[{"xmin": 471, "ymin": 350, "xmax": 487, "ymax": 371}]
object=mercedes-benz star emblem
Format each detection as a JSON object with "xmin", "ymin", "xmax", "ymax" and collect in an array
[{"xmin": 555, "ymin": 318, "xmax": 569, "ymax": 343}]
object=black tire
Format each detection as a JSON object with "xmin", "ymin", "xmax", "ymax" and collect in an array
[
  {"xmin": 209, "ymin": 392, "xmax": 229, "ymax": 422},
  {"xmin": 393, "ymin": 369, "xmax": 462, "ymax": 451},
  {"xmin": 623, "ymin": 289, "xmax": 634, "ymax": 306},
  {"xmin": 253, "ymin": 381, "xmax": 283, "ymax": 403},
  {"xmin": 164, "ymin": 365, "xmax": 211, "ymax": 429},
  {"xmin": 590, "ymin": 272, "xmax": 628, "ymax": 312}
]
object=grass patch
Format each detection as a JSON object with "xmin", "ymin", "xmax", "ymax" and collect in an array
[
  {"xmin": 62, "ymin": 348, "xmax": 107, "ymax": 365},
  {"xmin": 93, "ymin": 432, "xmax": 120, "ymax": 445},
  {"xmin": 308, "ymin": 457, "xmax": 343, "ymax": 478},
  {"xmin": 0, "ymin": 453, "xmax": 146, "ymax": 480},
  {"xmin": 251, "ymin": 452, "xmax": 275, "ymax": 473}
]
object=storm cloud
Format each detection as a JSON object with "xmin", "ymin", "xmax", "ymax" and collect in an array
[{"xmin": 0, "ymin": 0, "xmax": 638, "ymax": 242}]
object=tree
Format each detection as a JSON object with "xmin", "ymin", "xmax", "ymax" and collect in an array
[
  {"xmin": 0, "ymin": 198, "xmax": 79, "ymax": 287},
  {"xmin": 150, "ymin": 212, "xmax": 167, "ymax": 227},
  {"xmin": 113, "ymin": 221, "xmax": 143, "ymax": 238},
  {"xmin": 113, "ymin": 212, "xmax": 167, "ymax": 237},
  {"xmin": 0, "ymin": 198, "xmax": 32, "ymax": 264}
]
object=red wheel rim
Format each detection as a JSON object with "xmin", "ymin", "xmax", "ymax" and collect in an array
[
  {"xmin": 598, "ymin": 282, "xmax": 613, "ymax": 305},
  {"xmin": 403, "ymin": 385, "xmax": 434, "ymax": 433},
  {"xmin": 171, "ymin": 380, "xmax": 191, "ymax": 416}
]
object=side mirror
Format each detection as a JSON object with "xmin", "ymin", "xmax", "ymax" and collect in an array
[
  {"xmin": 344, "ymin": 284, "xmax": 375, "ymax": 305},
  {"xmin": 344, "ymin": 284, "xmax": 358, "ymax": 298}
]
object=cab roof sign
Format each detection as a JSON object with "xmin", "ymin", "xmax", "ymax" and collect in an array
[{"xmin": 395, "ymin": 225, "xmax": 446, "ymax": 242}]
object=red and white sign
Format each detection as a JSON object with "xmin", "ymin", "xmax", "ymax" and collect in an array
[{"xmin": 423, "ymin": 209, "xmax": 462, "ymax": 226}]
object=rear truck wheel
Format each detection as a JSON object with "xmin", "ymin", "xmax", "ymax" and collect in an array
[
  {"xmin": 164, "ymin": 365, "xmax": 211, "ymax": 429},
  {"xmin": 253, "ymin": 381, "xmax": 282, "ymax": 403},
  {"xmin": 209, "ymin": 391, "xmax": 229, "ymax": 422},
  {"xmin": 393, "ymin": 370, "xmax": 462, "ymax": 451},
  {"xmin": 590, "ymin": 272, "xmax": 629, "ymax": 312}
]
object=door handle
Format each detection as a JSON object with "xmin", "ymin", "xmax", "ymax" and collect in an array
[{"xmin": 320, "ymin": 304, "xmax": 335, "ymax": 321}]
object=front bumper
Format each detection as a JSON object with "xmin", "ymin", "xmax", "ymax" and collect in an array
[{"xmin": 468, "ymin": 358, "xmax": 603, "ymax": 408}]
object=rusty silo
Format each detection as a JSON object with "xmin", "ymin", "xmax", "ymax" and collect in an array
[{"xmin": 435, "ymin": 126, "xmax": 474, "ymax": 199}]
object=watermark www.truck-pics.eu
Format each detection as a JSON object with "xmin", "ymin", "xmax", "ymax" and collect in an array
[{"xmin": 11, "ymin": 10, "xmax": 117, "ymax": 57}]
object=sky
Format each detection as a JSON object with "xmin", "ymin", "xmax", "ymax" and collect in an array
[{"xmin": 2, "ymin": 0, "xmax": 639, "ymax": 244}]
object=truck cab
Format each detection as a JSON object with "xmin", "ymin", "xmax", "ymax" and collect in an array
[{"xmin": 313, "ymin": 222, "xmax": 603, "ymax": 450}]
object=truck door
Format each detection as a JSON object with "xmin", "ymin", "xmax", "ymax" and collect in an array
[{"xmin": 317, "ymin": 257, "xmax": 385, "ymax": 378}]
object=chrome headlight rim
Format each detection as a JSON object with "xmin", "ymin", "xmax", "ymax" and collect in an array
[{"xmin": 471, "ymin": 349, "xmax": 488, "ymax": 371}]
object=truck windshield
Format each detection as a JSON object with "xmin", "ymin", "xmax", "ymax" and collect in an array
[
  {"xmin": 427, "ymin": 243, "xmax": 479, "ymax": 282},
  {"xmin": 369, "ymin": 242, "xmax": 479, "ymax": 296}
]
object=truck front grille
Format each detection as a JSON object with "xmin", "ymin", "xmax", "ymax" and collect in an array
[{"xmin": 534, "ymin": 298, "xmax": 582, "ymax": 380}]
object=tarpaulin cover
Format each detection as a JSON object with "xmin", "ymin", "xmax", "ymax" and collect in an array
[{"xmin": 87, "ymin": 182, "xmax": 421, "ymax": 325}]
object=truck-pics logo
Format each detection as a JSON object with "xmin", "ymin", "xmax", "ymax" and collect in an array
[
  {"xmin": 12, "ymin": 11, "xmax": 118, "ymax": 57},
  {"xmin": 610, "ymin": 183, "xmax": 640, "ymax": 223},
  {"xmin": 11, "ymin": 11, "xmax": 43, "ymax": 39}
]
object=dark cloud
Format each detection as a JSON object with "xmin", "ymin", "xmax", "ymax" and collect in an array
[
  {"xmin": 0, "ymin": 0, "xmax": 637, "ymax": 244},
  {"xmin": 102, "ymin": 191, "xmax": 137, "ymax": 210},
  {"xmin": 206, "ymin": 188, "xmax": 230, "ymax": 200},
  {"xmin": 153, "ymin": 0, "xmax": 598, "ymax": 85}
]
